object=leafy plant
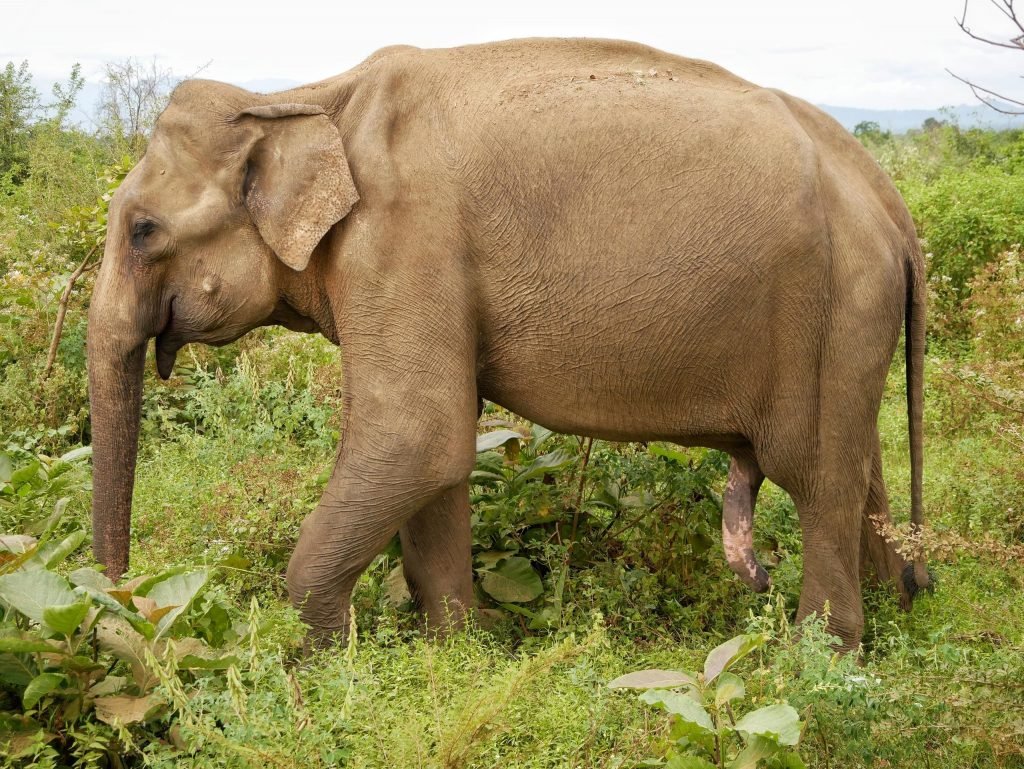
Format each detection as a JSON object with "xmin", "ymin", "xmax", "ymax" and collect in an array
[
  {"xmin": 609, "ymin": 632, "xmax": 805, "ymax": 768},
  {"xmin": 470, "ymin": 423, "xmax": 578, "ymax": 614},
  {"xmin": 0, "ymin": 524, "xmax": 237, "ymax": 764}
]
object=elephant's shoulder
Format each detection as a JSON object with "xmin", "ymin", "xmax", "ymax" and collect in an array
[{"xmin": 356, "ymin": 45, "xmax": 422, "ymax": 70}]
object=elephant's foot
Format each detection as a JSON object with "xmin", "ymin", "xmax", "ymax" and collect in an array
[
  {"xmin": 302, "ymin": 625, "xmax": 347, "ymax": 656},
  {"xmin": 400, "ymin": 483, "xmax": 475, "ymax": 637},
  {"xmin": 859, "ymin": 445, "xmax": 932, "ymax": 611}
]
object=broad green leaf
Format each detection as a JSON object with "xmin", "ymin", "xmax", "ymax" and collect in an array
[
  {"xmin": 0, "ymin": 535, "xmax": 36, "ymax": 554},
  {"xmin": 529, "ymin": 424, "xmax": 555, "ymax": 452},
  {"xmin": 734, "ymin": 703, "xmax": 802, "ymax": 747},
  {"xmin": 649, "ymin": 443, "xmax": 693, "ymax": 465},
  {"xmin": 715, "ymin": 672, "xmax": 745, "ymax": 706},
  {"xmin": 727, "ymin": 735, "xmax": 781, "ymax": 769},
  {"xmin": 475, "ymin": 430, "xmax": 524, "ymax": 453},
  {"xmin": 9, "ymin": 461, "xmax": 41, "ymax": 488},
  {"xmin": 73, "ymin": 586, "xmax": 156, "ymax": 639},
  {"xmin": 0, "ymin": 570, "xmax": 78, "ymax": 626},
  {"xmin": 666, "ymin": 754, "xmax": 718, "ymax": 769},
  {"xmin": 177, "ymin": 653, "xmax": 239, "ymax": 670},
  {"xmin": 23, "ymin": 672, "xmax": 65, "ymax": 709},
  {"xmin": 218, "ymin": 553, "xmax": 252, "ymax": 571},
  {"xmin": 42, "ymin": 600, "xmax": 91, "ymax": 637},
  {"xmin": 473, "ymin": 550, "xmax": 517, "ymax": 569},
  {"xmin": 168, "ymin": 638, "xmax": 239, "ymax": 670},
  {"xmin": 640, "ymin": 689, "xmax": 714, "ymax": 733},
  {"xmin": 41, "ymin": 530, "xmax": 88, "ymax": 569},
  {"xmin": 384, "ymin": 564, "xmax": 411, "ymax": 607},
  {"xmin": 57, "ymin": 446, "xmax": 92, "ymax": 463},
  {"xmin": 0, "ymin": 636, "xmax": 61, "ymax": 654},
  {"xmin": 87, "ymin": 675, "xmax": 127, "ymax": 698},
  {"xmin": 515, "ymin": 448, "xmax": 577, "ymax": 484},
  {"xmin": 146, "ymin": 569, "xmax": 211, "ymax": 637},
  {"xmin": 0, "ymin": 653, "xmax": 36, "ymax": 687},
  {"xmin": 130, "ymin": 566, "xmax": 188, "ymax": 597},
  {"xmin": 479, "ymin": 557, "xmax": 543, "ymax": 603},
  {"xmin": 775, "ymin": 750, "xmax": 807, "ymax": 768},
  {"xmin": 63, "ymin": 655, "xmax": 104, "ymax": 673},
  {"xmin": 0, "ymin": 453, "xmax": 12, "ymax": 483},
  {"xmin": 93, "ymin": 693, "xmax": 163, "ymax": 725},
  {"xmin": 608, "ymin": 669, "xmax": 698, "ymax": 690},
  {"xmin": 704, "ymin": 634, "xmax": 764, "ymax": 684},
  {"xmin": 69, "ymin": 568, "xmax": 114, "ymax": 591},
  {"xmin": 469, "ymin": 470, "xmax": 506, "ymax": 484},
  {"xmin": 95, "ymin": 617, "xmax": 154, "ymax": 689},
  {"xmin": 669, "ymin": 713, "xmax": 718, "ymax": 752}
]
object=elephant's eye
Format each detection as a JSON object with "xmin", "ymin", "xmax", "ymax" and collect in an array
[{"xmin": 131, "ymin": 219, "xmax": 157, "ymax": 250}]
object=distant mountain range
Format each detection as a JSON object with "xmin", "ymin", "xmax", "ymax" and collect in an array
[
  {"xmin": 818, "ymin": 103, "xmax": 1024, "ymax": 132},
  {"xmin": 38, "ymin": 76, "xmax": 1024, "ymax": 134}
]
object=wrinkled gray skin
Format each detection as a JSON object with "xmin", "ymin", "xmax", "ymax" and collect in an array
[{"xmin": 87, "ymin": 39, "xmax": 928, "ymax": 652}]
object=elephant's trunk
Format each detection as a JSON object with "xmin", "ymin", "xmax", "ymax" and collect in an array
[{"xmin": 87, "ymin": 267, "xmax": 147, "ymax": 581}]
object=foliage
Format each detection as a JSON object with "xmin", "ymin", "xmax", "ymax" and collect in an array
[
  {"xmin": 0, "ymin": 61, "xmax": 38, "ymax": 182},
  {"xmin": 610, "ymin": 631, "xmax": 805, "ymax": 768}
]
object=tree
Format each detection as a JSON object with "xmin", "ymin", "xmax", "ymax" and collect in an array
[
  {"xmin": 951, "ymin": 0, "xmax": 1024, "ymax": 114},
  {"xmin": 0, "ymin": 60, "xmax": 39, "ymax": 182},
  {"xmin": 853, "ymin": 120, "xmax": 891, "ymax": 143},
  {"xmin": 97, "ymin": 58, "xmax": 176, "ymax": 157}
]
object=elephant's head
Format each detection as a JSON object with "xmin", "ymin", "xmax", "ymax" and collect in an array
[{"xmin": 88, "ymin": 80, "xmax": 359, "ymax": 578}]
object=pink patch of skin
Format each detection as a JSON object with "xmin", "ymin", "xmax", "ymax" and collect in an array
[{"xmin": 722, "ymin": 458, "xmax": 770, "ymax": 592}]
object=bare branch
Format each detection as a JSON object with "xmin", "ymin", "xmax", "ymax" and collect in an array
[
  {"xmin": 954, "ymin": 1, "xmax": 1024, "ymax": 113},
  {"xmin": 41, "ymin": 245, "xmax": 100, "ymax": 382},
  {"xmin": 947, "ymin": 69, "xmax": 1024, "ymax": 113},
  {"xmin": 988, "ymin": 0, "xmax": 1024, "ymax": 38}
]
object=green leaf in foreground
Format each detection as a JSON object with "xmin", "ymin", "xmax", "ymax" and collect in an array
[
  {"xmin": 714, "ymin": 671, "xmax": 745, "ymax": 706},
  {"xmin": 41, "ymin": 600, "xmax": 91, "ymax": 637},
  {"xmin": 640, "ymin": 689, "xmax": 714, "ymax": 733},
  {"xmin": 608, "ymin": 669, "xmax": 698, "ymax": 690},
  {"xmin": 0, "ymin": 570, "xmax": 78, "ymax": 626},
  {"xmin": 703, "ymin": 633, "xmax": 764, "ymax": 684},
  {"xmin": 22, "ymin": 673, "xmax": 65, "ymax": 710},
  {"xmin": 733, "ymin": 703, "xmax": 802, "ymax": 746},
  {"xmin": 475, "ymin": 430, "xmax": 524, "ymax": 453},
  {"xmin": 93, "ymin": 693, "xmax": 163, "ymax": 726},
  {"xmin": 145, "ymin": 569, "xmax": 212, "ymax": 637},
  {"xmin": 479, "ymin": 557, "xmax": 543, "ymax": 603},
  {"xmin": 667, "ymin": 755, "xmax": 718, "ymax": 769},
  {"xmin": 727, "ymin": 735, "xmax": 783, "ymax": 769}
]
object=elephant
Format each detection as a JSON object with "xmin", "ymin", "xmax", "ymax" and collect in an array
[{"xmin": 87, "ymin": 38, "xmax": 929, "ymax": 653}]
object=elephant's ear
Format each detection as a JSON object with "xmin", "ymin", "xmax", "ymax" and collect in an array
[{"xmin": 235, "ymin": 104, "xmax": 359, "ymax": 272}]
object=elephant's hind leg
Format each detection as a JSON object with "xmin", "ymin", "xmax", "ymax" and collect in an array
[
  {"xmin": 400, "ymin": 482, "xmax": 474, "ymax": 635},
  {"xmin": 723, "ymin": 455, "xmax": 770, "ymax": 592},
  {"xmin": 859, "ymin": 434, "xmax": 916, "ymax": 610}
]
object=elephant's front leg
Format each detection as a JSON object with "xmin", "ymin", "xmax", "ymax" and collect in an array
[
  {"xmin": 400, "ymin": 482, "xmax": 474, "ymax": 634},
  {"xmin": 287, "ymin": 410, "xmax": 475, "ymax": 650},
  {"xmin": 286, "ymin": 329, "xmax": 477, "ymax": 649}
]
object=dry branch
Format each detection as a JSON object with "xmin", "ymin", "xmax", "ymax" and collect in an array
[{"xmin": 41, "ymin": 245, "xmax": 99, "ymax": 382}]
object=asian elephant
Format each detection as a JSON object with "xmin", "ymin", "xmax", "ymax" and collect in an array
[{"xmin": 87, "ymin": 38, "xmax": 928, "ymax": 652}]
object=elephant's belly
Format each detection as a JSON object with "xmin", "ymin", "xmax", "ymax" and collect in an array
[{"xmin": 477, "ymin": 338, "xmax": 764, "ymax": 448}]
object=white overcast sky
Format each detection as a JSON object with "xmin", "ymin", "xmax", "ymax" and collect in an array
[{"xmin": 3, "ymin": 0, "xmax": 1023, "ymax": 110}]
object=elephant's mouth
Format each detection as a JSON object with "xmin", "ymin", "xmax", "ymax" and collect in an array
[{"xmin": 154, "ymin": 297, "xmax": 180, "ymax": 380}]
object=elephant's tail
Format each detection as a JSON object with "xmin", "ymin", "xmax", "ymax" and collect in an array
[{"xmin": 905, "ymin": 239, "xmax": 929, "ymax": 590}]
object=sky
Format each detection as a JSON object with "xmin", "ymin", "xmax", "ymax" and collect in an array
[{"xmin": 3, "ymin": 0, "xmax": 1023, "ymax": 112}]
